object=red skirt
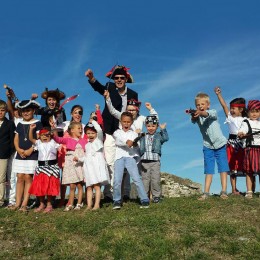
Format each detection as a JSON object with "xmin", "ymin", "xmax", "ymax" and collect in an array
[
  {"xmin": 243, "ymin": 147, "xmax": 260, "ymax": 174},
  {"xmin": 226, "ymin": 144, "xmax": 244, "ymax": 172},
  {"xmin": 29, "ymin": 172, "xmax": 60, "ymax": 196}
]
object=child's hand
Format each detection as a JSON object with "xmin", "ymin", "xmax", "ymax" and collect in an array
[
  {"xmin": 95, "ymin": 104, "xmax": 100, "ymax": 111},
  {"xmin": 237, "ymin": 132, "xmax": 245, "ymax": 139},
  {"xmin": 31, "ymin": 93, "xmax": 38, "ymax": 100},
  {"xmin": 85, "ymin": 69, "xmax": 94, "ymax": 80},
  {"xmin": 214, "ymin": 86, "xmax": 221, "ymax": 95},
  {"xmin": 24, "ymin": 148, "xmax": 33, "ymax": 157},
  {"xmin": 17, "ymin": 148, "xmax": 26, "ymax": 158},
  {"xmin": 30, "ymin": 124, "xmax": 36, "ymax": 129},
  {"xmin": 73, "ymin": 156, "xmax": 79, "ymax": 162},
  {"xmin": 160, "ymin": 123, "xmax": 167, "ymax": 129},
  {"xmin": 126, "ymin": 140, "xmax": 134, "ymax": 148},
  {"xmin": 103, "ymin": 90, "xmax": 110, "ymax": 99},
  {"xmin": 135, "ymin": 128, "xmax": 141, "ymax": 134},
  {"xmin": 49, "ymin": 116, "xmax": 57, "ymax": 129},
  {"xmin": 145, "ymin": 102, "xmax": 152, "ymax": 110}
]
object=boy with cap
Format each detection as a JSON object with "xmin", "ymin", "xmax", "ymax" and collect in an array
[{"xmin": 139, "ymin": 115, "xmax": 169, "ymax": 203}]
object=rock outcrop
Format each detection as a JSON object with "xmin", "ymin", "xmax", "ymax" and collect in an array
[{"xmin": 130, "ymin": 172, "xmax": 202, "ymax": 199}]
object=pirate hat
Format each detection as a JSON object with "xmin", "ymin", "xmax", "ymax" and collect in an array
[
  {"xmin": 145, "ymin": 115, "xmax": 159, "ymax": 125},
  {"xmin": 41, "ymin": 88, "xmax": 66, "ymax": 101},
  {"xmin": 127, "ymin": 99, "xmax": 141, "ymax": 109},
  {"xmin": 247, "ymin": 100, "xmax": 260, "ymax": 110},
  {"xmin": 106, "ymin": 65, "xmax": 134, "ymax": 83},
  {"xmin": 15, "ymin": 100, "xmax": 40, "ymax": 110}
]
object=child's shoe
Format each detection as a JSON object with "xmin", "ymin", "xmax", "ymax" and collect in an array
[
  {"xmin": 34, "ymin": 204, "xmax": 46, "ymax": 213},
  {"xmin": 43, "ymin": 205, "xmax": 53, "ymax": 213},
  {"xmin": 198, "ymin": 192, "xmax": 210, "ymax": 201},
  {"xmin": 74, "ymin": 203, "xmax": 83, "ymax": 210},
  {"xmin": 113, "ymin": 201, "xmax": 122, "ymax": 210},
  {"xmin": 153, "ymin": 197, "xmax": 160, "ymax": 204},
  {"xmin": 245, "ymin": 191, "xmax": 253, "ymax": 199},
  {"xmin": 220, "ymin": 191, "xmax": 228, "ymax": 200},
  {"xmin": 140, "ymin": 201, "xmax": 150, "ymax": 209},
  {"xmin": 63, "ymin": 205, "xmax": 74, "ymax": 212}
]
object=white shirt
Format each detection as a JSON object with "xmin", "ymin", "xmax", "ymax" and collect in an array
[
  {"xmin": 35, "ymin": 139, "xmax": 60, "ymax": 161},
  {"xmin": 224, "ymin": 113, "xmax": 245, "ymax": 135},
  {"xmin": 113, "ymin": 129, "xmax": 139, "ymax": 160},
  {"xmin": 106, "ymin": 97, "xmax": 158, "ymax": 131},
  {"xmin": 239, "ymin": 119, "xmax": 260, "ymax": 146}
]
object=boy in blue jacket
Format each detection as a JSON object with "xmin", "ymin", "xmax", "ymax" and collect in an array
[{"xmin": 139, "ymin": 116, "xmax": 169, "ymax": 203}]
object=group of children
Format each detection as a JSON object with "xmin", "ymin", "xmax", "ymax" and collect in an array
[
  {"xmin": 0, "ymin": 82, "xmax": 169, "ymax": 213},
  {"xmin": 1, "ymin": 69, "xmax": 259, "ymax": 214},
  {"xmin": 192, "ymin": 87, "xmax": 260, "ymax": 200}
]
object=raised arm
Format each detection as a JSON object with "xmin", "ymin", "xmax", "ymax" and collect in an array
[
  {"xmin": 145, "ymin": 102, "xmax": 159, "ymax": 118},
  {"xmin": 104, "ymin": 90, "xmax": 122, "ymax": 120},
  {"xmin": 85, "ymin": 69, "xmax": 106, "ymax": 95},
  {"xmin": 214, "ymin": 86, "xmax": 229, "ymax": 117},
  {"xmin": 29, "ymin": 124, "xmax": 37, "ymax": 144}
]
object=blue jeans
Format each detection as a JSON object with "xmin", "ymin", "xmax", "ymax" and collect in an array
[{"xmin": 113, "ymin": 157, "xmax": 149, "ymax": 203}]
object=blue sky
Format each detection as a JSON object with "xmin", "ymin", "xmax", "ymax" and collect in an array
[{"xmin": 1, "ymin": 1, "xmax": 260, "ymax": 193}]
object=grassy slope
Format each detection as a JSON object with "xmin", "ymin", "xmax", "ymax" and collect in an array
[{"xmin": 0, "ymin": 196, "xmax": 259, "ymax": 260}]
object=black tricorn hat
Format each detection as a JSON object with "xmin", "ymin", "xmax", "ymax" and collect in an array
[
  {"xmin": 15, "ymin": 100, "xmax": 40, "ymax": 110},
  {"xmin": 105, "ymin": 65, "xmax": 134, "ymax": 83}
]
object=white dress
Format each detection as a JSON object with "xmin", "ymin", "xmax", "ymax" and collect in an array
[{"xmin": 80, "ymin": 121, "xmax": 110, "ymax": 187}]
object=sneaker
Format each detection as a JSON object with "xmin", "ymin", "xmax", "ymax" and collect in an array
[
  {"xmin": 153, "ymin": 197, "xmax": 160, "ymax": 204},
  {"xmin": 63, "ymin": 205, "xmax": 74, "ymax": 212},
  {"xmin": 140, "ymin": 201, "xmax": 150, "ymax": 209},
  {"xmin": 245, "ymin": 191, "xmax": 253, "ymax": 199},
  {"xmin": 113, "ymin": 201, "xmax": 122, "ymax": 210},
  {"xmin": 74, "ymin": 203, "xmax": 83, "ymax": 210}
]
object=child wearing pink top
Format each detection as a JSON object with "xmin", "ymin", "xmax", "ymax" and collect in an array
[{"xmin": 53, "ymin": 122, "xmax": 88, "ymax": 211}]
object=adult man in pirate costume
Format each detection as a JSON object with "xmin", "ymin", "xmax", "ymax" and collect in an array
[
  {"xmin": 37, "ymin": 88, "xmax": 67, "ymax": 127},
  {"xmin": 85, "ymin": 65, "xmax": 138, "ymax": 202}
]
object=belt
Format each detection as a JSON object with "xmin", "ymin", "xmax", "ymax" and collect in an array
[{"xmin": 38, "ymin": 160, "xmax": 57, "ymax": 166}]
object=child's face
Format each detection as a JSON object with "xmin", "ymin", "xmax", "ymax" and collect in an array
[
  {"xmin": 248, "ymin": 109, "xmax": 260, "ymax": 121},
  {"xmin": 127, "ymin": 105, "xmax": 138, "ymax": 119},
  {"xmin": 121, "ymin": 115, "xmax": 133, "ymax": 132},
  {"xmin": 47, "ymin": 97, "xmax": 57, "ymax": 110},
  {"xmin": 39, "ymin": 132, "xmax": 51, "ymax": 143},
  {"xmin": 13, "ymin": 109, "xmax": 20, "ymax": 119},
  {"xmin": 71, "ymin": 108, "xmax": 83, "ymax": 123},
  {"xmin": 21, "ymin": 108, "xmax": 34, "ymax": 121},
  {"xmin": 195, "ymin": 98, "xmax": 210, "ymax": 111},
  {"xmin": 71, "ymin": 125, "xmax": 82, "ymax": 138},
  {"xmin": 146, "ymin": 123, "xmax": 158, "ymax": 135},
  {"xmin": 230, "ymin": 106, "xmax": 243, "ymax": 117},
  {"xmin": 0, "ymin": 107, "xmax": 7, "ymax": 121},
  {"xmin": 86, "ymin": 129, "xmax": 97, "ymax": 142}
]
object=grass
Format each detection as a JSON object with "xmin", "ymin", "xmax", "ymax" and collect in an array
[{"xmin": 0, "ymin": 195, "xmax": 259, "ymax": 259}]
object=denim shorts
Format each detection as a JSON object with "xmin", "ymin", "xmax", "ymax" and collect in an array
[{"xmin": 203, "ymin": 145, "xmax": 230, "ymax": 174}]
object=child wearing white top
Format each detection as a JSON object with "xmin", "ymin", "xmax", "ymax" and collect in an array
[
  {"xmin": 74, "ymin": 120, "xmax": 109, "ymax": 210},
  {"xmin": 112, "ymin": 112, "xmax": 149, "ymax": 209}
]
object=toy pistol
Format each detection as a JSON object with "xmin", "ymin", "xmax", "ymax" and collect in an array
[
  {"xmin": 3, "ymin": 84, "xmax": 18, "ymax": 102},
  {"xmin": 185, "ymin": 108, "xmax": 197, "ymax": 115}
]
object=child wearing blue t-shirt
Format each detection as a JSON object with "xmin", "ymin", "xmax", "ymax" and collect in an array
[{"xmin": 191, "ymin": 93, "xmax": 229, "ymax": 200}]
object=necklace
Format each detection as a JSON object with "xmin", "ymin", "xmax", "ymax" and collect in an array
[{"xmin": 22, "ymin": 124, "xmax": 30, "ymax": 141}]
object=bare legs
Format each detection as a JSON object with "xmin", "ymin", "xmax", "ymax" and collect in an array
[
  {"xmin": 14, "ymin": 173, "xmax": 33, "ymax": 208},
  {"xmin": 86, "ymin": 184, "xmax": 101, "ymax": 210},
  {"xmin": 67, "ymin": 182, "xmax": 83, "ymax": 206}
]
